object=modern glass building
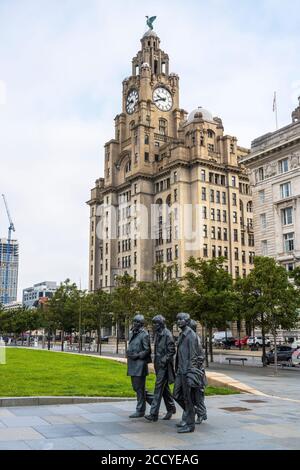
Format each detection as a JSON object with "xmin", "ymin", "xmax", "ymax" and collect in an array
[{"xmin": 0, "ymin": 238, "xmax": 19, "ymax": 305}]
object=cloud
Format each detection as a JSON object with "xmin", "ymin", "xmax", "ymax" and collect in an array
[{"xmin": 0, "ymin": 0, "xmax": 299, "ymax": 298}]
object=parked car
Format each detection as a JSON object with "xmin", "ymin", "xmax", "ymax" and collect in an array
[
  {"xmin": 291, "ymin": 348, "xmax": 300, "ymax": 367},
  {"xmin": 265, "ymin": 345, "xmax": 293, "ymax": 365},
  {"xmin": 235, "ymin": 336, "xmax": 249, "ymax": 348},
  {"xmin": 291, "ymin": 340, "xmax": 300, "ymax": 350},
  {"xmin": 214, "ymin": 337, "xmax": 236, "ymax": 349},
  {"xmin": 212, "ymin": 331, "xmax": 233, "ymax": 345},
  {"xmin": 247, "ymin": 336, "xmax": 271, "ymax": 347}
]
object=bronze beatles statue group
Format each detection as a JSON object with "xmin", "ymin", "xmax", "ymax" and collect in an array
[{"xmin": 126, "ymin": 313, "xmax": 207, "ymax": 434}]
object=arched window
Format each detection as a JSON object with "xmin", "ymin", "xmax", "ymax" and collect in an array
[
  {"xmin": 159, "ymin": 119, "xmax": 167, "ymax": 136},
  {"xmin": 247, "ymin": 201, "xmax": 253, "ymax": 213},
  {"xmin": 207, "ymin": 129, "xmax": 215, "ymax": 139},
  {"xmin": 125, "ymin": 160, "xmax": 131, "ymax": 174}
]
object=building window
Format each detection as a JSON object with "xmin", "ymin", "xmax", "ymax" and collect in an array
[
  {"xmin": 208, "ymin": 143, "xmax": 215, "ymax": 152},
  {"xmin": 159, "ymin": 119, "xmax": 167, "ymax": 136},
  {"xmin": 278, "ymin": 158, "xmax": 289, "ymax": 174},
  {"xmin": 248, "ymin": 234, "xmax": 255, "ymax": 247},
  {"xmin": 201, "ymin": 170, "xmax": 206, "ymax": 182},
  {"xmin": 282, "ymin": 207, "xmax": 293, "ymax": 225},
  {"xmin": 247, "ymin": 201, "xmax": 253, "ymax": 213},
  {"xmin": 202, "ymin": 206, "xmax": 207, "ymax": 219},
  {"xmin": 218, "ymin": 246, "xmax": 222, "ymax": 257},
  {"xmin": 202, "ymin": 188, "xmax": 206, "ymax": 201},
  {"xmin": 232, "ymin": 176, "xmax": 236, "ymax": 187},
  {"xmin": 217, "ymin": 227, "xmax": 222, "ymax": 240},
  {"xmin": 284, "ymin": 233, "xmax": 294, "ymax": 252},
  {"xmin": 235, "ymin": 266, "xmax": 240, "ymax": 278},
  {"xmin": 144, "ymin": 152, "xmax": 149, "ymax": 162},
  {"xmin": 261, "ymin": 240, "xmax": 268, "ymax": 256},
  {"xmin": 217, "ymin": 209, "xmax": 221, "ymax": 222},
  {"xmin": 134, "ymin": 252, "xmax": 137, "ymax": 264},
  {"xmin": 175, "ymin": 245, "xmax": 179, "ymax": 259},
  {"xmin": 211, "ymin": 227, "xmax": 216, "ymax": 239},
  {"xmin": 223, "ymin": 210, "xmax": 227, "ymax": 223},
  {"xmin": 234, "ymin": 229, "xmax": 238, "ymax": 242},
  {"xmin": 212, "ymin": 245, "xmax": 216, "ymax": 258},
  {"xmin": 232, "ymin": 193, "xmax": 237, "ymax": 206},
  {"xmin": 105, "ymin": 276, "xmax": 108, "ymax": 287},
  {"xmin": 280, "ymin": 182, "xmax": 291, "ymax": 199},
  {"xmin": 260, "ymin": 213, "xmax": 267, "ymax": 230},
  {"xmin": 174, "ymin": 171, "xmax": 178, "ymax": 183},
  {"xmin": 285, "ymin": 263, "xmax": 294, "ymax": 272},
  {"xmin": 210, "ymin": 190, "xmax": 214, "ymax": 203},
  {"xmin": 258, "ymin": 167, "xmax": 264, "ymax": 181},
  {"xmin": 233, "ymin": 212, "xmax": 238, "ymax": 224},
  {"xmin": 105, "ymin": 243, "xmax": 108, "ymax": 255},
  {"xmin": 222, "ymin": 192, "xmax": 226, "ymax": 204},
  {"xmin": 224, "ymin": 247, "xmax": 228, "ymax": 259},
  {"xmin": 145, "ymin": 134, "xmax": 149, "ymax": 145},
  {"xmin": 234, "ymin": 248, "xmax": 239, "ymax": 260},
  {"xmin": 203, "ymin": 225, "xmax": 208, "ymax": 238},
  {"xmin": 259, "ymin": 190, "xmax": 265, "ymax": 203},
  {"xmin": 223, "ymin": 228, "xmax": 228, "ymax": 241},
  {"xmin": 216, "ymin": 191, "xmax": 220, "ymax": 204},
  {"xmin": 174, "ymin": 189, "xmax": 178, "ymax": 202},
  {"xmin": 242, "ymin": 251, "xmax": 246, "ymax": 263},
  {"xmin": 211, "ymin": 208, "xmax": 215, "ymax": 221}
]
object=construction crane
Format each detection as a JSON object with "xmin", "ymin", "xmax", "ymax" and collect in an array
[{"xmin": 1, "ymin": 194, "xmax": 15, "ymax": 305}]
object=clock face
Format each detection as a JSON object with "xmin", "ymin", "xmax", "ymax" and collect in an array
[
  {"xmin": 153, "ymin": 87, "xmax": 173, "ymax": 112},
  {"xmin": 126, "ymin": 89, "xmax": 139, "ymax": 114}
]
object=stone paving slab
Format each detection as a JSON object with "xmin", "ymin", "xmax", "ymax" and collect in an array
[{"xmin": 0, "ymin": 394, "xmax": 299, "ymax": 449}]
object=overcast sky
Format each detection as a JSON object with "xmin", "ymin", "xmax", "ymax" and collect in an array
[{"xmin": 0, "ymin": 0, "xmax": 299, "ymax": 299}]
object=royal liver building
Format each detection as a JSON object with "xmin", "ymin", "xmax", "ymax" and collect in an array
[{"xmin": 87, "ymin": 25, "xmax": 254, "ymax": 292}]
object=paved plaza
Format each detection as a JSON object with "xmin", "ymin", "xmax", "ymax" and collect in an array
[{"xmin": 0, "ymin": 392, "xmax": 299, "ymax": 450}]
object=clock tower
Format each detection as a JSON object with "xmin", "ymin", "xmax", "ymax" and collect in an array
[{"xmin": 88, "ymin": 23, "xmax": 254, "ymax": 295}]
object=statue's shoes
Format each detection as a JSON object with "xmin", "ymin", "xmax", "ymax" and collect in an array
[
  {"xmin": 196, "ymin": 414, "xmax": 207, "ymax": 424},
  {"xmin": 162, "ymin": 408, "xmax": 176, "ymax": 420},
  {"xmin": 129, "ymin": 412, "xmax": 145, "ymax": 418},
  {"xmin": 144, "ymin": 414, "xmax": 158, "ymax": 422},
  {"xmin": 176, "ymin": 421, "xmax": 187, "ymax": 428},
  {"xmin": 177, "ymin": 425, "xmax": 195, "ymax": 434}
]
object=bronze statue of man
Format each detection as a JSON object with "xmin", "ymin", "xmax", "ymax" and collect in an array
[
  {"xmin": 173, "ymin": 312, "xmax": 201, "ymax": 433},
  {"xmin": 126, "ymin": 314, "xmax": 152, "ymax": 418},
  {"xmin": 189, "ymin": 320, "xmax": 208, "ymax": 424},
  {"xmin": 145, "ymin": 315, "xmax": 176, "ymax": 422}
]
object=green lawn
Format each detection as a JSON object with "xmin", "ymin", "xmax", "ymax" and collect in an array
[{"xmin": 0, "ymin": 348, "xmax": 237, "ymax": 397}]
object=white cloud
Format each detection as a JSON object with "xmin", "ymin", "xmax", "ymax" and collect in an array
[{"xmin": 0, "ymin": 0, "xmax": 299, "ymax": 298}]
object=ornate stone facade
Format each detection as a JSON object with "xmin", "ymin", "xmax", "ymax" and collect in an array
[
  {"xmin": 87, "ymin": 29, "xmax": 254, "ymax": 292},
  {"xmin": 242, "ymin": 101, "xmax": 300, "ymax": 272}
]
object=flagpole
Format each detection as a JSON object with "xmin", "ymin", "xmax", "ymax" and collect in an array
[{"xmin": 273, "ymin": 91, "xmax": 279, "ymax": 130}]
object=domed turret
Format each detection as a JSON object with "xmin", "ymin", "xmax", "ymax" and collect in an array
[{"xmin": 187, "ymin": 107, "xmax": 214, "ymax": 123}]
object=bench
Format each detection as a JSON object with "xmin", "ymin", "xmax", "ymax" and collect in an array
[{"xmin": 225, "ymin": 357, "xmax": 248, "ymax": 366}]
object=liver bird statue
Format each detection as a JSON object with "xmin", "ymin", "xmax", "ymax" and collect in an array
[{"xmin": 146, "ymin": 16, "xmax": 157, "ymax": 30}]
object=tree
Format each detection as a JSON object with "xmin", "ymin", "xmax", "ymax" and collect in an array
[
  {"xmin": 245, "ymin": 257, "xmax": 300, "ymax": 372},
  {"xmin": 111, "ymin": 273, "xmax": 138, "ymax": 353},
  {"xmin": 136, "ymin": 263, "xmax": 184, "ymax": 329},
  {"xmin": 88, "ymin": 290, "xmax": 112, "ymax": 354},
  {"xmin": 47, "ymin": 279, "xmax": 79, "ymax": 351},
  {"xmin": 184, "ymin": 257, "xmax": 235, "ymax": 365}
]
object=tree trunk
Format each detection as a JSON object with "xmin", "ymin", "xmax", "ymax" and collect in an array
[
  {"xmin": 47, "ymin": 330, "xmax": 51, "ymax": 350},
  {"xmin": 204, "ymin": 326, "xmax": 209, "ymax": 368},
  {"xmin": 124, "ymin": 316, "xmax": 128, "ymax": 355},
  {"xmin": 98, "ymin": 320, "xmax": 102, "ymax": 356},
  {"xmin": 238, "ymin": 320, "xmax": 241, "ymax": 351},
  {"xmin": 261, "ymin": 314, "xmax": 267, "ymax": 367},
  {"xmin": 208, "ymin": 327, "xmax": 213, "ymax": 363},
  {"xmin": 116, "ymin": 320, "xmax": 119, "ymax": 355},
  {"xmin": 273, "ymin": 327, "xmax": 278, "ymax": 375},
  {"xmin": 61, "ymin": 330, "xmax": 64, "ymax": 351}
]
